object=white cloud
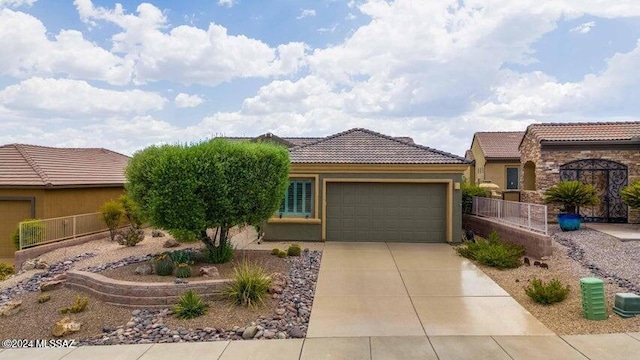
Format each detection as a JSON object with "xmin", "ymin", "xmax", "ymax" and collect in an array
[
  {"xmin": 0, "ymin": 8, "xmax": 132, "ymax": 84},
  {"xmin": 0, "ymin": 0, "xmax": 36, "ymax": 8},
  {"xmin": 0, "ymin": 77, "xmax": 166, "ymax": 117},
  {"xmin": 74, "ymin": 0, "xmax": 307, "ymax": 86},
  {"xmin": 174, "ymin": 93, "xmax": 204, "ymax": 108},
  {"xmin": 570, "ymin": 21, "xmax": 596, "ymax": 34},
  {"xmin": 297, "ymin": 9, "xmax": 316, "ymax": 20},
  {"xmin": 217, "ymin": 0, "xmax": 236, "ymax": 8}
]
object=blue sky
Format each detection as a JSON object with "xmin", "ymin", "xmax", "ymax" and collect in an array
[{"xmin": 1, "ymin": 0, "xmax": 640, "ymax": 156}]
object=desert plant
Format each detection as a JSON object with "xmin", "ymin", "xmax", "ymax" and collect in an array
[
  {"xmin": 125, "ymin": 139, "xmax": 290, "ymax": 265},
  {"xmin": 173, "ymin": 290, "xmax": 209, "ymax": 319},
  {"xmin": 168, "ymin": 249, "xmax": 193, "ymax": 265},
  {"xmin": 461, "ymin": 183, "xmax": 489, "ymax": 214},
  {"xmin": 38, "ymin": 294, "xmax": 51, "ymax": 303},
  {"xmin": 11, "ymin": 219, "xmax": 45, "ymax": 250},
  {"xmin": 201, "ymin": 240, "xmax": 235, "ymax": 264},
  {"xmin": 278, "ymin": 250, "xmax": 287, "ymax": 258},
  {"xmin": 119, "ymin": 194, "xmax": 145, "ymax": 229},
  {"xmin": 456, "ymin": 231, "xmax": 524, "ymax": 269},
  {"xmin": 154, "ymin": 254, "xmax": 174, "ymax": 276},
  {"xmin": 0, "ymin": 263, "xmax": 14, "ymax": 281},
  {"xmin": 543, "ymin": 181, "xmax": 598, "ymax": 214},
  {"xmin": 116, "ymin": 228, "xmax": 145, "ymax": 247},
  {"xmin": 60, "ymin": 295, "xmax": 89, "ymax": 314},
  {"xmin": 271, "ymin": 248, "xmax": 280, "ymax": 255},
  {"xmin": 287, "ymin": 244, "xmax": 301, "ymax": 256},
  {"xmin": 169, "ymin": 229, "xmax": 198, "ymax": 243},
  {"xmin": 621, "ymin": 180, "xmax": 640, "ymax": 211},
  {"xmin": 224, "ymin": 261, "xmax": 272, "ymax": 308},
  {"xmin": 100, "ymin": 200, "xmax": 125, "ymax": 241},
  {"xmin": 525, "ymin": 278, "xmax": 570, "ymax": 305},
  {"xmin": 175, "ymin": 263, "xmax": 192, "ymax": 278}
]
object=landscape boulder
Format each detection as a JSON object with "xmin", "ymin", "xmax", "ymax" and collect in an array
[
  {"xmin": 199, "ymin": 266, "xmax": 219, "ymax": 277},
  {"xmin": 134, "ymin": 264, "xmax": 153, "ymax": 275},
  {"xmin": 52, "ymin": 317, "xmax": 81, "ymax": 337},
  {"xmin": 163, "ymin": 239, "xmax": 179, "ymax": 248},
  {"xmin": 152, "ymin": 230, "xmax": 165, "ymax": 238},
  {"xmin": 0, "ymin": 300, "xmax": 22, "ymax": 317},
  {"xmin": 40, "ymin": 280, "xmax": 65, "ymax": 292}
]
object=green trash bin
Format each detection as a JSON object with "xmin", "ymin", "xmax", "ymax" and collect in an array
[{"xmin": 580, "ymin": 277, "xmax": 607, "ymax": 321}]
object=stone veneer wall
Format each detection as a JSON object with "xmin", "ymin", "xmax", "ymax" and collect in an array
[
  {"xmin": 520, "ymin": 131, "xmax": 640, "ymax": 223},
  {"xmin": 66, "ymin": 270, "xmax": 230, "ymax": 307}
]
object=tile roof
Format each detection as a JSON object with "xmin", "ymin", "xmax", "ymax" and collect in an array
[
  {"xmin": 474, "ymin": 132, "xmax": 524, "ymax": 159},
  {"xmin": 0, "ymin": 144, "xmax": 130, "ymax": 187},
  {"xmin": 289, "ymin": 128, "xmax": 468, "ymax": 164},
  {"xmin": 223, "ymin": 133, "xmax": 412, "ymax": 147},
  {"xmin": 525, "ymin": 122, "xmax": 640, "ymax": 143}
]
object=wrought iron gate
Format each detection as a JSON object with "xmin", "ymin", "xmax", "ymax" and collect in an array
[{"xmin": 559, "ymin": 159, "xmax": 628, "ymax": 223}]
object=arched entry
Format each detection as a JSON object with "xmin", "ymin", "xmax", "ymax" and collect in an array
[{"xmin": 559, "ymin": 159, "xmax": 628, "ymax": 223}]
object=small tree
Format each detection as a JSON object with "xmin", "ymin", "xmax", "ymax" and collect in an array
[
  {"xmin": 461, "ymin": 183, "xmax": 488, "ymax": 214},
  {"xmin": 100, "ymin": 200, "xmax": 124, "ymax": 241},
  {"xmin": 125, "ymin": 139, "xmax": 290, "ymax": 262},
  {"xmin": 119, "ymin": 194, "xmax": 144, "ymax": 229},
  {"xmin": 543, "ymin": 180, "xmax": 598, "ymax": 214},
  {"xmin": 621, "ymin": 180, "xmax": 640, "ymax": 211}
]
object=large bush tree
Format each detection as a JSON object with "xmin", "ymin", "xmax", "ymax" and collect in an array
[{"xmin": 125, "ymin": 139, "xmax": 290, "ymax": 259}]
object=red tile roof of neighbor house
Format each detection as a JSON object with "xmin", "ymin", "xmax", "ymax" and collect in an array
[
  {"xmin": 473, "ymin": 132, "xmax": 525, "ymax": 159},
  {"xmin": 225, "ymin": 133, "xmax": 414, "ymax": 147},
  {"xmin": 289, "ymin": 128, "xmax": 468, "ymax": 164},
  {"xmin": 524, "ymin": 122, "xmax": 640, "ymax": 143},
  {"xmin": 0, "ymin": 144, "xmax": 130, "ymax": 187}
]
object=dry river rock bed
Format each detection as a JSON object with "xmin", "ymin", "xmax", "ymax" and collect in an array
[{"xmin": 477, "ymin": 227, "xmax": 640, "ymax": 335}]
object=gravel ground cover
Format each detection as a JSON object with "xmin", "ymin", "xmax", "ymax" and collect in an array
[{"xmin": 476, "ymin": 225, "xmax": 640, "ymax": 335}]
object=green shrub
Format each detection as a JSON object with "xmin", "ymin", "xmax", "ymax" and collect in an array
[
  {"xmin": 116, "ymin": 228, "xmax": 145, "ymax": 247},
  {"xmin": 12, "ymin": 219, "xmax": 45, "ymax": 250},
  {"xmin": 175, "ymin": 263, "xmax": 192, "ymax": 278},
  {"xmin": 224, "ymin": 261, "xmax": 272, "ymax": 308},
  {"xmin": 168, "ymin": 249, "xmax": 193, "ymax": 265},
  {"xmin": 0, "ymin": 263, "xmax": 15, "ymax": 281},
  {"xmin": 173, "ymin": 290, "xmax": 209, "ymax": 319},
  {"xmin": 38, "ymin": 294, "xmax": 51, "ymax": 303},
  {"xmin": 100, "ymin": 200, "xmax": 125, "ymax": 241},
  {"xmin": 154, "ymin": 254, "xmax": 174, "ymax": 276},
  {"xmin": 271, "ymin": 248, "xmax": 280, "ymax": 255},
  {"xmin": 278, "ymin": 250, "xmax": 287, "ymax": 258},
  {"xmin": 287, "ymin": 244, "xmax": 301, "ymax": 257},
  {"xmin": 621, "ymin": 180, "xmax": 640, "ymax": 210},
  {"xmin": 60, "ymin": 295, "xmax": 89, "ymax": 314},
  {"xmin": 119, "ymin": 194, "xmax": 145, "ymax": 229},
  {"xmin": 455, "ymin": 231, "xmax": 524, "ymax": 269},
  {"xmin": 525, "ymin": 278, "xmax": 570, "ymax": 305},
  {"xmin": 461, "ymin": 184, "xmax": 488, "ymax": 214},
  {"xmin": 169, "ymin": 229, "xmax": 198, "ymax": 243},
  {"xmin": 201, "ymin": 240, "xmax": 235, "ymax": 264}
]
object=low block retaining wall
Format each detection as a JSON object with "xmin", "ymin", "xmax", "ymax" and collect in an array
[
  {"xmin": 14, "ymin": 231, "xmax": 113, "ymax": 270},
  {"xmin": 462, "ymin": 214, "xmax": 553, "ymax": 259},
  {"xmin": 65, "ymin": 270, "xmax": 231, "ymax": 307}
]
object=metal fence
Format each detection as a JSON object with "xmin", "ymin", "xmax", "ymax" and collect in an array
[
  {"xmin": 19, "ymin": 212, "xmax": 107, "ymax": 249},
  {"xmin": 471, "ymin": 196, "xmax": 548, "ymax": 235}
]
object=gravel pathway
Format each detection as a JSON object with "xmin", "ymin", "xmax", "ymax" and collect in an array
[{"xmin": 552, "ymin": 226, "xmax": 640, "ymax": 293}]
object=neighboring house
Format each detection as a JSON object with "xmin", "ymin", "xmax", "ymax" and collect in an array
[
  {"xmin": 519, "ymin": 122, "xmax": 640, "ymax": 223},
  {"xmin": 463, "ymin": 149, "xmax": 475, "ymax": 184},
  {"xmin": 254, "ymin": 128, "xmax": 469, "ymax": 243},
  {"xmin": 466, "ymin": 132, "xmax": 525, "ymax": 190},
  {"xmin": 0, "ymin": 144, "xmax": 129, "ymax": 259}
]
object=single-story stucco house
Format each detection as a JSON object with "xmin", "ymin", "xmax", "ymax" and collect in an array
[
  {"xmin": 519, "ymin": 122, "xmax": 640, "ymax": 223},
  {"xmin": 0, "ymin": 144, "xmax": 129, "ymax": 259},
  {"xmin": 239, "ymin": 128, "xmax": 470, "ymax": 243},
  {"xmin": 464, "ymin": 131, "xmax": 524, "ymax": 191}
]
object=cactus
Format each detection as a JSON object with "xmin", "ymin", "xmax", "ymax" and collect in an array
[
  {"xmin": 271, "ymin": 248, "xmax": 280, "ymax": 255},
  {"xmin": 38, "ymin": 294, "xmax": 51, "ymax": 303},
  {"xmin": 155, "ymin": 254, "xmax": 174, "ymax": 276},
  {"xmin": 60, "ymin": 295, "xmax": 89, "ymax": 314},
  {"xmin": 175, "ymin": 263, "xmax": 192, "ymax": 278},
  {"xmin": 287, "ymin": 244, "xmax": 301, "ymax": 257},
  {"xmin": 278, "ymin": 250, "xmax": 287, "ymax": 258}
]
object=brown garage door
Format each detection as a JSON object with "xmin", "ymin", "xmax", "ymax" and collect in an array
[
  {"xmin": 0, "ymin": 200, "xmax": 33, "ymax": 259},
  {"xmin": 326, "ymin": 182, "xmax": 447, "ymax": 242}
]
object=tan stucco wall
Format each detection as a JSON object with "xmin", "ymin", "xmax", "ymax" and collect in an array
[
  {"xmin": 484, "ymin": 162, "xmax": 521, "ymax": 190},
  {"xmin": 43, "ymin": 187, "xmax": 124, "ymax": 218},
  {"xmin": 470, "ymin": 138, "xmax": 486, "ymax": 185}
]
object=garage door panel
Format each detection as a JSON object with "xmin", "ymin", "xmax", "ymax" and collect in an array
[{"xmin": 326, "ymin": 182, "xmax": 447, "ymax": 242}]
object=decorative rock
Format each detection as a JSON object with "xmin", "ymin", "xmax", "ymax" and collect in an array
[
  {"xmin": 21, "ymin": 260, "xmax": 36, "ymax": 271},
  {"xmin": 40, "ymin": 280, "xmax": 65, "ymax": 292},
  {"xmin": 52, "ymin": 273, "xmax": 68, "ymax": 282},
  {"xmin": 114, "ymin": 234, "xmax": 124, "ymax": 243},
  {"xmin": 174, "ymin": 278, "xmax": 188, "ymax": 284},
  {"xmin": 199, "ymin": 266, "xmax": 219, "ymax": 277},
  {"xmin": 288, "ymin": 326, "xmax": 304, "ymax": 338},
  {"xmin": 152, "ymin": 230, "xmax": 165, "ymax": 238},
  {"xmin": 242, "ymin": 326, "xmax": 258, "ymax": 340},
  {"xmin": 268, "ymin": 285, "xmax": 283, "ymax": 294},
  {"xmin": 277, "ymin": 332, "xmax": 287, "ymax": 339},
  {"xmin": 275, "ymin": 308, "xmax": 286, "ymax": 315},
  {"xmin": 163, "ymin": 239, "xmax": 180, "ymax": 248},
  {"xmin": 263, "ymin": 330, "xmax": 275, "ymax": 339},
  {"xmin": 0, "ymin": 300, "xmax": 22, "ymax": 317},
  {"xmin": 132, "ymin": 310, "xmax": 141, "ymax": 316},
  {"xmin": 134, "ymin": 264, "xmax": 153, "ymax": 275},
  {"xmin": 52, "ymin": 317, "xmax": 81, "ymax": 337},
  {"xmin": 35, "ymin": 259, "xmax": 49, "ymax": 270}
]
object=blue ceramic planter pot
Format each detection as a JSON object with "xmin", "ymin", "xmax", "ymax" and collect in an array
[{"xmin": 558, "ymin": 213, "xmax": 581, "ymax": 231}]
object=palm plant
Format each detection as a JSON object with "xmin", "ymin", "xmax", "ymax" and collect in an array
[
  {"xmin": 543, "ymin": 180, "xmax": 599, "ymax": 214},
  {"xmin": 621, "ymin": 180, "xmax": 640, "ymax": 210}
]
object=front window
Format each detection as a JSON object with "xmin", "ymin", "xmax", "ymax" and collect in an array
[
  {"xmin": 279, "ymin": 180, "xmax": 313, "ymax": 217},
  {"xmin": 506, "ymin": 167, "xmax": 519, "ymax": 190}
]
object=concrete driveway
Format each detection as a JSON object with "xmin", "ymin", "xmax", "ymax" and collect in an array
[{"xmin": 307, "ymin": 242, "xmax": 553, "ymax": 338}]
